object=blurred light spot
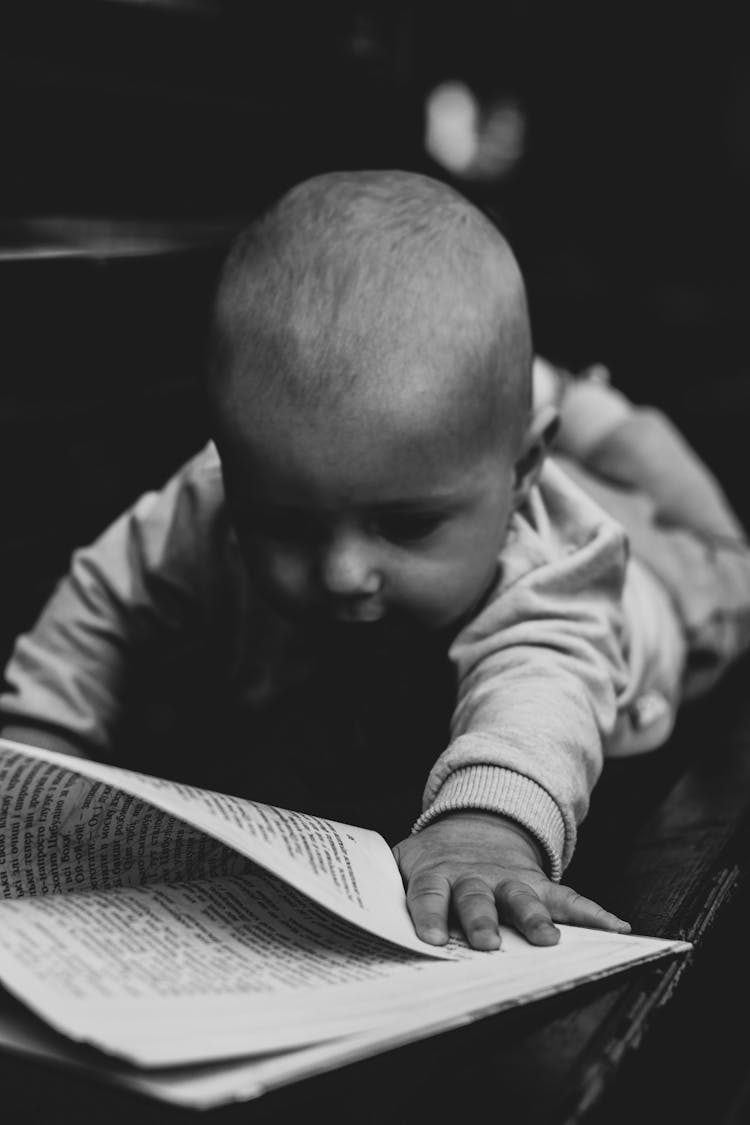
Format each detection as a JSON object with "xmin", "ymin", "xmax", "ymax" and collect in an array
[
  {"xmin": 473, "ymin": 97, "xmax": 526, "ymax": 180},
  {"xmin": 426, "ymin": 83, "xmax": 526, "ymax": 183},
  {"xmin": 425, "ymin": 82, "xmax": 479, "ymax": 173}
]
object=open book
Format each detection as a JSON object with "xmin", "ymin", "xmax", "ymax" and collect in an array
[{"xmin": 0, "ymin": 737, "xmax": 691, "ymax": 1109}]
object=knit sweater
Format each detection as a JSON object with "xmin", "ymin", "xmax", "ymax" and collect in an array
[{"xmin": 0, "ymin": 444, "xmax": 689, "ymax": 877}]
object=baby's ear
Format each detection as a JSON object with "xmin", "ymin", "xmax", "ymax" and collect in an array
[{"xmin": 512, "ymin": 404, "xmax": 559, "ymax": 508}]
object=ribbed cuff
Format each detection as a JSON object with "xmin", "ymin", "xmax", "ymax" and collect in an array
[{"xmin": 412, "ymin": 765, "xmax": 566, "ymax": 880}]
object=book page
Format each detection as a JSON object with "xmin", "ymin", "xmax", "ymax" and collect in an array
[
  {"xmin": 0, "ymin": 922, "xmax": 690, "ymax": 1108},
  {"xmin": 0, "ymin": 865, "xmax": 507, "ymax": 1064},
  {"xmin": 0, "ymin": 746, "xmax": 251, "ymax": 899},
  {"xmin": 191, "ymin": 927, "xmax": 691, "ymax": 1108},
  {"xmin": 0, "ymin": 877, "xmax": 691, "ymax": 1076},
  {"xmin": 0, "ymin": 738, "xmax": 444, "ymax": 957}
]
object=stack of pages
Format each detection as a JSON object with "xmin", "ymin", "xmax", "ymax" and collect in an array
[{"xmin": 0, "ymin": 738, "xmax": 690, "ymax": 1108}]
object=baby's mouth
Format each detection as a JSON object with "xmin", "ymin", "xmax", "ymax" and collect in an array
[{"xmin": 331, "ymin": 602, "xmax": 385, "ymax": 625}]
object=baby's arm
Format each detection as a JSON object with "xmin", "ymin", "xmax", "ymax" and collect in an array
[
  {"xmin": 394, "ymin": 465, "xmax": 635, "ymax": 948},
  {"xmin": 0, "ymin": 446, "xmax": 221, "ymax": 759}
]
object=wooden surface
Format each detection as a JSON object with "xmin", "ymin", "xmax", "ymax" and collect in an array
[{"xmin": 2, "ymin": 660, "xmax": 750, "ymax": 1124}]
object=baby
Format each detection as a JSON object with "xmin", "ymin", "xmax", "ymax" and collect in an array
[{"xmin": 2, "ymin": 170, "xmax": 749, "ymax": 951}]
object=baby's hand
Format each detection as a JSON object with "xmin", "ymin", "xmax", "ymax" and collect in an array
[{"xmin": 392, "ymin": 810, "xmax": 630, "ymax": 950}]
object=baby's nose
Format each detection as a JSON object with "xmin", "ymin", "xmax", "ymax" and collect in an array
[{"xmin": 319, "ymin": 532, "xmax": 382, "ymax": 597}]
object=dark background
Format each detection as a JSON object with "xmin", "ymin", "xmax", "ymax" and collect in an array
[{"xmin": 2, "ymin": 0, "xmax": 750, "ymax": 651}]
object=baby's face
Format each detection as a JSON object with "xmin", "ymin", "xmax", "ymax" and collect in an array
[{"xmin": 219, "ymin": 388, "xmax": 519, "ymax": 639}]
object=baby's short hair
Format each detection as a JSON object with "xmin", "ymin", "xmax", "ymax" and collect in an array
[{"xmin": 209, "ymin": 169, "xmax": 531, "ymax": 418}]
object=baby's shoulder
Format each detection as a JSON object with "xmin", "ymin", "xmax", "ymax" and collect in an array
[
  {"xmin": 158, "ymin": 441, "xmax": 226, "ymax": 522},
  {"xmin": 498, "ymin": 458, "xmax": 629, "ymax": 590},
  {"xmin": 136, "ymin": 441, "xmax": 234, "ymax": 571}
]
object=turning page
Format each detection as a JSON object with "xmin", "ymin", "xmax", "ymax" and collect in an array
[{"xmin": 0, "ymin": 738, "xmax": 444, "ymax": 957}]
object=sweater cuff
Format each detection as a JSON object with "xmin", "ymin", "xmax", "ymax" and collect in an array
[{"xmin": 412, "ymin": 765, "xmax": 566, "ymax": 880}]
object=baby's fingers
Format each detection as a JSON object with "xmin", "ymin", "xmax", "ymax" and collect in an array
[
  {"xmin": 406, "ymin": 872, "xmax": 452, "ymax": 945},
  {"xmin": 494, "ymin": 878, "xmax": 560, "ymax": 946},
  {"xmin": 452, "ymin": 876, "xmax": 501, "ymax": 950},
  {"xmin": 546, "ymin": 885, "xmax": 631, "ymax": 933}
]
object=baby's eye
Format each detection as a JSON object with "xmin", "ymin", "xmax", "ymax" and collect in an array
[{"xmin": 374, "ymin": 512, "xmax": 445, "ymax": 543}]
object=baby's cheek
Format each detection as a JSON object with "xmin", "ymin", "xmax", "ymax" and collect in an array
[
  {"xmin": 441, "ymin": 563, "xmax": 499, "ymax": 629},
  {"xmin": 266, "ymin": 549, "xmax": 312, "ymax": 599},
  {"xmin": 393, "ymin": 560, "xmax": 478, "ymax": 629},
  {"xmin": 244, "ymin": 541, "xmax": 313, "ymax": 609}
]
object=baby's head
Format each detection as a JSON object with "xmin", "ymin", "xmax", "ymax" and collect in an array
[{"xmin": 208, "ymin": 169, "xmax": 553, "ymax": 638}]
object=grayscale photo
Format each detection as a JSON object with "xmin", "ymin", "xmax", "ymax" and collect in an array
[{"xmin": 1, "ymin": 4, "xmax": 749, "ymax": 1123}]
